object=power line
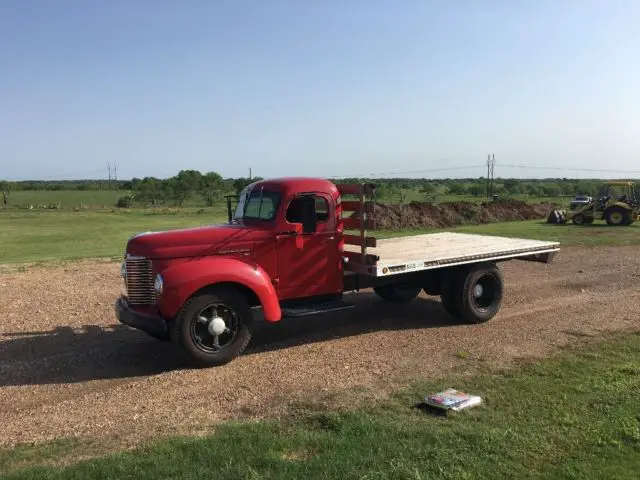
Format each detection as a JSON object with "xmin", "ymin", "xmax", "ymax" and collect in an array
[
  {"xmin": 497, "ymin": 164, "xmax": 640, "ymax": 174},
  {"xmin": 327, "ymin": 164, "xmax": 485, "ymax": 179}
]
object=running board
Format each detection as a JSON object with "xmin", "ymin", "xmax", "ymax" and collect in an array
[{"xmin": 281, "ymin": 300, "xmax": 356, "ymax": 318}]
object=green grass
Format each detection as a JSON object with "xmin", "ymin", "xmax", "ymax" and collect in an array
[
  {"xmin": 8, "ymin": 190, "xmax": 124, "ymax": 209},
  {"xmin": 3, "ymin": 332, "xmax": 639, "ymax": 479},
  {"xmin": 2, "ymin": 206, "xmax": 638, "ymax": 264},
  {"xmin": 0, "ymin": 208, "xmax": 228, "ymax": 264}
]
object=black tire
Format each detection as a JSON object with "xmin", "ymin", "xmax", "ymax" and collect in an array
[
  {"xmin": 605, "ymin": 206, "xmax": 630, "ymax": 226},
  {"xmin": 171, "ymin": 287, "xmax": 253, "ymax": 367},
  {"xmin": 373, "ymin": 284, "xmax": 422, "ymax": 303},
  {"xmin": 571, "ymin": 214, "xmax": 586, "ymax": 226},
  {"xmin": 455, "ymin": 263, "xmax": 503, "ymax": 324}
]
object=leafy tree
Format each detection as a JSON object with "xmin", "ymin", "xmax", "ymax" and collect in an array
[
  {"xmin": 447, "ymin": 182, "xmax": 467, "ymax": 195},
  {"xmin": 469, "ymin": 183, "xmax": 485, "ymax": 197},
  {"xmin": 0, "ymin": 180, "xmax": 9, "ymax": 206},
  {"xmin": 419, "ymin": 182, "xmax": 436, "ymax": 198},
  {"xmin": 200, "ymin": 171, "xmax": 224, "ymax": 206},
  {"xmin": 168, "ymin": 170, "xmax": 202, "ymax": 206},
  {"xmin": 136, "ymin": 177, "xmax": 164, "ymax": 206},
  {"xmin": 541, "ymin": 183, "xmax": 561, "ymax": 197},
  {"xmin": 503, "ymin": 178, "xmax": 522, "ymax": 195}
]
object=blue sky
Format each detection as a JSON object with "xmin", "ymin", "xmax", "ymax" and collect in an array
[{"xmin": 1, "ymin": 0, "xmax": 639, "ymax": 180}]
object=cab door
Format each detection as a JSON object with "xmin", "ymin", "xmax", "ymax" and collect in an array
[{"xmin": 275, "ymin": 193, "xmax": 342, "ymax": 300}]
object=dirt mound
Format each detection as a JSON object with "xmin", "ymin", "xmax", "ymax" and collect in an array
[{"xmin": 368, "ymin": 199, "xmax": 558, "ymax": 230}]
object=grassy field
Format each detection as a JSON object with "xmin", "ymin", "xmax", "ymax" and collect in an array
[
  {"xmin": 1, "ymin": 207, "xmax": 639, "ymax": 264},
  {"xmin": 2, "ymin": 332, "xmax": 639, "ymax": 479},
  {"xmin": 8, "ymin": 189, "xmax": 124, "ymax": 209},
  {"xmin": 0, "ymin": 208, "xmax": 227, "ymax": 264}
]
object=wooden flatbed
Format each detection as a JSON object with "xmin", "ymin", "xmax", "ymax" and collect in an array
[{"xmin": 344, "ymin": 232, "xmax": 560, "ymax": 277}]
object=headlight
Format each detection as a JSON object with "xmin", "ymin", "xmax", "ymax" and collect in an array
[{"xmin": 154, "ymin": 274, "xmax": 164, "ymax": 295}]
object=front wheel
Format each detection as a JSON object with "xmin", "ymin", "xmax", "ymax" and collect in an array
[
  {"xmin": 172, "ymin": 287, "xmax": 253, "ymax": 367},
  {"xmin": 572, "ymin": 213, "xmax": 586, "ymax": 225}
]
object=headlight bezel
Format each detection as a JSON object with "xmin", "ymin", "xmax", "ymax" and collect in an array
[{"xmin": 154, "ymin": 274, "xmax": 164, "ymax": 295}]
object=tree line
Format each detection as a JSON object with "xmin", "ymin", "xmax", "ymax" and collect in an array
[{"xmin": 2, "ymin": 171, "xmax": 637, "ymax": 208}]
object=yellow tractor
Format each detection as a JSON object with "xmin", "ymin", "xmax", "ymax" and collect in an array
[{"xmin": 547, "ymin": 181, "xmax": 639, "ymax": 226}]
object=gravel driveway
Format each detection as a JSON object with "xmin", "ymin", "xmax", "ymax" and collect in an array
[{"xmin": 1, "ymin": 246, "xmax": 639, "ymax": 447}]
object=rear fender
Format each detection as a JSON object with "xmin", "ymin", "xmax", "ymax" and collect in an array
[
  {"xmin": 607, "ymin": 201, "xmax": 633, "ymax": 210},
  {"xmin": 157, "ymin": 257, "xmax": 281, "ymax": 322}
]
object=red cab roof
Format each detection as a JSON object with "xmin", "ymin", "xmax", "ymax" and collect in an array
[{"xmin": 249, "ymin": 177, "xmax": 339, "ymax": 197}]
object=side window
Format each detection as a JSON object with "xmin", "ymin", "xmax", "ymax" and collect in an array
[
  {"xmin": 285, "ymin": 195, "xmax": 332, "ymax": 228},
  {"xmin": 285, "ymin": 197, "xmax": 309, "ymax": 224}
]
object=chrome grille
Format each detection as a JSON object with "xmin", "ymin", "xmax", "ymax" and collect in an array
[{"xmin": 125, "ymin": 256, "xmax": 155, "ymax": 305}]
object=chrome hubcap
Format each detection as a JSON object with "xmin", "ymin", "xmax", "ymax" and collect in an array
[
  {"xmin": 206, "ymin": 316, "xmax": 227, "ymax": 336},
  {"xmin": 191, "ymin": 304, "xmax": 238, "ymax": 353}
]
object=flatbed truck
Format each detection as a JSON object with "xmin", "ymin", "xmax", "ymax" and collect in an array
[{"xmin": 115, "ymin": 177, "xmax": 560, "ymax": 367}]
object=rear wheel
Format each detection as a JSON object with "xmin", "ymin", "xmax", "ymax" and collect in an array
[
  {"xmin": 373, "ymin": 284, "xmax": 422, "ymax": 303},
  {"xmin": 605, "ymin": 206, "xmax": 630, "ymax": 226},
  {"xmin": 441, "ymin": 264, "xmax": 503, "ymax": 324},
  {"xmin": 457, "ymin": 263, "xmax": 503, "ymax": 323},
  {"xmin": 172, "ymin": 287, "xmax": 253, "ymax": 367}
]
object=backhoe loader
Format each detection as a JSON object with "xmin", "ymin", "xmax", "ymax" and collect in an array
[{"xmin": 547, "ymin": 181, "xmax": 639, "ymax": 226}]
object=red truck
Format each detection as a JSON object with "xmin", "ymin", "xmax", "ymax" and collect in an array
[{"xmin": 115, "ymin": 177, "xmax": 560, "ymax": 367}]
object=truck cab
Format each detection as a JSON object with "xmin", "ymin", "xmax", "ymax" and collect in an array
[
  {"xmin": 116, "ymin": 177, "xmax": 354, "ymax": 365},
  {"xmin": 234, "ymin": 177, "xmax": 345, "ymax": 300}
]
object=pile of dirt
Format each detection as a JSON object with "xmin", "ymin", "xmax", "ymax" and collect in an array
[{"xmin": 367, "ymin": 199, "xmax": 558, "ymax": 230}]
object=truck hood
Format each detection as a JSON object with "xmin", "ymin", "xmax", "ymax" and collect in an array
[{"xmin": 126, "ymin": 224, "xmax": 253, "ymax": 259}]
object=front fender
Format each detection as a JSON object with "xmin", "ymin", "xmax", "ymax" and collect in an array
[{"xmin": 157, "ymin": 257, "xmax": 281, "ymax": 322}]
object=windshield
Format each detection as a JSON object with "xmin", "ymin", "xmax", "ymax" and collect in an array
[{"xmin": 233, "ymin": 185, "xmax": 280, "ymax": 222}]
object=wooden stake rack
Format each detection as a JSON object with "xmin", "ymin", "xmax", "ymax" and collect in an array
[{"xmin": 334, "ymin": 183, "xmax": 379, "ymax": 266}]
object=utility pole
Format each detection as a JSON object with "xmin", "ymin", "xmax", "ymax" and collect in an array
[
  {"xmin": 114, "ymin": 163, "xmax": 118, "ymax": 187},
  {"xmin": 486, "ymin": 154, "xmax": 496, "ymax": 198},
  {"xmin": 249, "ymin": 167, "xmax": 252, "ymax": 180},
  {"xmin": 486, "ymin": 155, "xmax": 490, "ymax": 197},
  {"xmin": 108, "ymin": 162, "xmax": 112, "ymax": 190},
  {"xmin": 489, "ymin": 154, "xmax": 495, "ymax": 197}
]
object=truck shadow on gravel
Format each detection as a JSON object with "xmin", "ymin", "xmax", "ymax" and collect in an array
[{"xmin": 0, "ymin": 293, "xmax": 455, "ymax": 387}]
